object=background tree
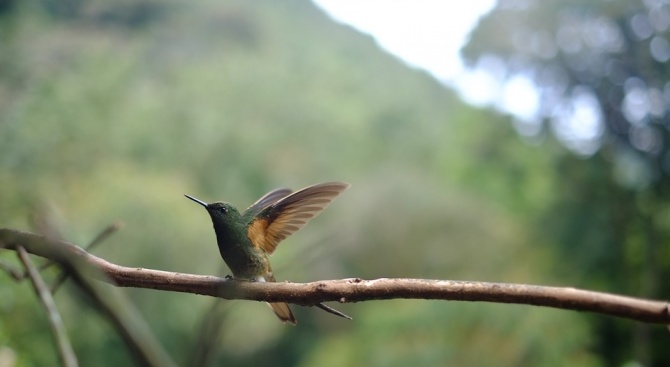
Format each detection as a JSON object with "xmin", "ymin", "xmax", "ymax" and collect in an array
[{"xmin": 463, "ymin": 0, "xmax": 670, "ymax": 365}]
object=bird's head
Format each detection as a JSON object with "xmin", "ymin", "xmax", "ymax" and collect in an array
[{"xmin": 184, "ymin": 195, "xmax": 241, "ymax": 227}]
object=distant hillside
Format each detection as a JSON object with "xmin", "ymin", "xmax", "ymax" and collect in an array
[{"xmin": 0, "ymin": 2, "xmax": 592, "ymax": 367}]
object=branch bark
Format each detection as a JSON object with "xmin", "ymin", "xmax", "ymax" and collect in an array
[{"xmin": 1, "ymin": 228, "xmax": 669, "ymax": 325}]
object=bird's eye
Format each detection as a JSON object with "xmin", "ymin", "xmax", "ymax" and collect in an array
[{"xmin": 220, "ymin": 207, "xmax": 228, "ymax": 213}]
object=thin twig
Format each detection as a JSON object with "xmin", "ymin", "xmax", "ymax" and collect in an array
[
  {"xmin": 0, "ymin": 260, "xmax": 24, "ymax": 280},
  {"xmin": 190, "ymin": 299, "xmax": 228, "ymax": 367},
  {"xmin": 1, "ymin": 228, "xmax": 669, "ymax": 325},
  {"xmin": 37, "ymin": 221, "xmax": 121, "ymax": 273},
  {"xmin": 86, "ymin": 221, "xmax": 124, "ymax": 252},
  {"xmin": 17, "ymin": 246, "xmax": 79, "ymax": 367},
  {"xmin": 50, "ymin": 221, "xmax": 123, "ymax": 293}
]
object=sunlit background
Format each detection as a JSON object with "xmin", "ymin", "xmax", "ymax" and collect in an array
[
  {"xmin": 316, "ymin": 0, "xmax": 654, "ymax": 158},
  {"xmin": 1, "ymin": 0, "xmax": 669, "ymax": 366}
]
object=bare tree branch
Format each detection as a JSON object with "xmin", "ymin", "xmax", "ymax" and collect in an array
[
  {"xmin": 50, "ymin": 221, "xmax": 123, "ymax": 293},
  {"xmin": 40, "ymin": 221, "xmax": 122, "ymax": 272},
  {"xmin": 16, "ymin": 246, "xmax": 79, "ymax": 367},
  {"xmin": 65, "ymin": 262, "xmax": 178, "ymax": 367},
  {"xmin": 7, "ymin": 229, "xmax": 178, "ymax": 367},
  {"xmin": 1, "ymin": 228, "xmax": 669, "ymax": 325}
]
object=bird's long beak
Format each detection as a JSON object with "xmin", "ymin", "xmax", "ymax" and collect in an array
[{"xmin": 184, "ymin": 194, "xmax": 208, "ymax": 208}]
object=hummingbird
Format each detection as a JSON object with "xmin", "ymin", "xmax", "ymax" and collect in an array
[{"xmin": 185, "ymin": 181, "xmax": 350, "ymax": 325}]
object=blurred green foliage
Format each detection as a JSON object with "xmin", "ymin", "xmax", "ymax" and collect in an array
[
  {"xmin": 0, "ymin": 0, "xmax": 663, "ymax": 366},
  {"xmin": 464, "ymin": 0, "xmax": 670, "ymax": 365}
]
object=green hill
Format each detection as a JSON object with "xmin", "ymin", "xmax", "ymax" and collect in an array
[{"xmin": 1, "ymin": 1, "xmax": 598, "ymax": 366}]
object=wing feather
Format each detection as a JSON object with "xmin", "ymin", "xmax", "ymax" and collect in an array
[
  {"xmin": 243, "ymin": 188, "xmax": 292, "ymax": 220},
  {"xmin": 247, "ymin": 182, "xmax": 349, "ymax": 254}
]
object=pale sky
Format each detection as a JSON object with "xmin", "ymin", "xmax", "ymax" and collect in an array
[
  {"xmin": 313, "ymin": 1, "xmax": 603, "ymax": 155},
  {"xmin": 313, "ymin": 0, "xmax": 496, "ymax": 81},
  {"xmin": 312, "ymin": 0, "xmax": 539, "ymax": 116}
]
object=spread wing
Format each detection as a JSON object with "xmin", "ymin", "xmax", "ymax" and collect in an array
[
  {"xmin": 243, "ymin": 188, "xmax": 293, "ymax": 220},
  {"xmin": 247, "ymin": 182, "xmax": 350, "ymax": 254}
]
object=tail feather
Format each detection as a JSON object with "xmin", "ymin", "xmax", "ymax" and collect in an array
[{"xmin": 268, "ymin": 302, "xmax": 297, "ymax": 325}]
